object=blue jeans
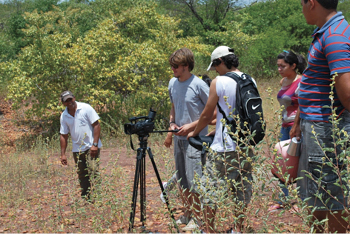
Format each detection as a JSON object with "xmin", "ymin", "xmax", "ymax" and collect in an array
[
  {"xmin": 297, "ymin": 111, "xmax": 350, "ymax": 211},
  {"xmin": 277, "ymin": 126, "xmax": 292, "ymax": 204},
  {"xmin": 280, "ymin": 126, "xmax": 292, "ymax": 141}
]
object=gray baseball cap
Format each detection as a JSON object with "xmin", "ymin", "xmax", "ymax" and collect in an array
[{"xmin": 60, "ymin": 90, "xmax": 74, "ymax": 102}]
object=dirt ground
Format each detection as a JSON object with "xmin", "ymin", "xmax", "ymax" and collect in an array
[{"xmin": 0, "ymin": 97, "xmax": 349, "ymax": 233}]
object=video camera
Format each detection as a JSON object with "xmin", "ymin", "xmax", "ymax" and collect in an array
[{"xmin": 124, "ymin": 109, "xmax": 156, "ymax": 136}]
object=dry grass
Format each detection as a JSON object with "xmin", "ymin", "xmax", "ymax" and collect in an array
[{"xmin": 0, "ymin": 77, "xmax": 348, "ymax": 233}]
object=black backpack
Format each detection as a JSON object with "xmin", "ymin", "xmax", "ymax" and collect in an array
[{"xmin": 217, "ymin": 72, "xmax": 265, "ymax": 146}]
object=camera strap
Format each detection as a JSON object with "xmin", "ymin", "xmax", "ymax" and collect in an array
[{"xmin": 130, "ymin": 135, "xmax": 136, "ymax": 151}]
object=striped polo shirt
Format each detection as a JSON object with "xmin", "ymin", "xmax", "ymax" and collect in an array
[{"xmin": 299, "ymin": 12, "xmax": 350, "ymax": 121}]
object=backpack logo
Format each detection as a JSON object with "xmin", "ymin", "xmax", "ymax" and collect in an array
[{"xmin": 252, "ymin": 104, "xmax": 260, "ymax": 110}]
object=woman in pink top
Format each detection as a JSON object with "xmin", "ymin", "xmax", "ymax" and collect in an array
[
  {"xmin": 277, "ymin": 50, "xmax": 306, "ymax": 140},
  {"xmin": 269, "ymin": 50, "xmax": 306, "ymax": 212}
]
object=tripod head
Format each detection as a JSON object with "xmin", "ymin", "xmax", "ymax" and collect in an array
[
  {"xmin": 124, "ymin": 109, "xmax": 156, "ymax": 136},
  {"xmin": 124, "ymin": 108, "xmax": 179, "ymax": 149}
]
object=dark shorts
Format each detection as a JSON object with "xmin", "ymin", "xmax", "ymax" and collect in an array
[
  {"xmin": 199, "ymin": 149, "xmax": 254, "ymax": 208},
  {"xmin": 298, "ymin": 111, "xmax": 350, "ymax": 211}
]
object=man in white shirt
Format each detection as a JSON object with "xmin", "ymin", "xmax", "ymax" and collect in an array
[{"xmin": 59, "ymin": 91, "xmax": 102, "ymax": 200}]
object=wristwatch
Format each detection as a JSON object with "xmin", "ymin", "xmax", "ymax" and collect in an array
[{"xmin": 93, "ymin": 142, "xmax": 98, "ymax": 147}]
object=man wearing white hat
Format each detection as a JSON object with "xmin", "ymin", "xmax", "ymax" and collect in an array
[{"xmin": 188, "ymin": 46, "xmax": 256, "ymax": 233}]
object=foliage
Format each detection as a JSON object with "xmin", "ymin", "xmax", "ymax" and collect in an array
[
  {"xmin": 235, "ymin": 0, "xmax": 314, "ymax": 77},
  {"xmin": 155, "ymin": 0, "xmax": 314, "ymax": 77},
  {"xmin": 156, "ymin": 0, "xmax": 238, "ymax": 38},
  {"xmin": 338, "ymin": 0, "xmax": 350, "ymax": 20},
  {"xmin": 0, "ymin": 0, "xmax": 61, "ymax": 60},
  {"xmin": 202, "ymin": 14, "xmax": 255, "ymax": 60},
  {"xmin": 0, "ymin": 33, "xmax": 17, "ymax": 62},
  {"xmin": 3, "ymin": 2, "xmax": 210, "ymax": 129}
]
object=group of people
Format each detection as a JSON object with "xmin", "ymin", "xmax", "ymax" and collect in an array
[{"xmin": 59, "ymin": 0, "xmax": 350, "ymax": 232}]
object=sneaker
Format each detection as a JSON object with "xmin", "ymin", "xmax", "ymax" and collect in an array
[
  {"xmin": 182, "ymin": 219, "xmax": 199, "ymax": 231},
  {"xmin": 227, "ymin": 229, "xmax": 241, "ymax": 234},
  {"xmin": 175, "ymin": 215, "xmax": 190, "ymax": 225},
  {"xmin": 160, "ymin": 182, "xmax": 168, "ymax": 203},
  {"xmin": 226, "ymin": 228, "xmax": 242, "ymax": 234},
  {"xmin": 268, "ymin": 203, "xmax": 283, "ymax": 212},
  {"xmin": 289, "ymin": 204, "xmax": 300, "ymax": 214}
]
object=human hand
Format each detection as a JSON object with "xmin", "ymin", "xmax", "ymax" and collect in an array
[
  {"xmin": 60, "ymin": 154, "xmax": 68, "ymax": 165},
  {"xmin": 90, "ymin": 145, "xmax": 98, "ymax": 158},
  {"xmin": 187, "ymin": 131, "xmax": 195, "ymax": 140},
  {"xmin": 164, "ymin": 134, "xmax": 172, "ymax": 148},
  {"xmin": 289, "ymin": 123, "xmax": 301, "ymax": 141},
  {"xmin": 175, "ymin": 124, "xmax": 192, "ymax": 136},
  {"xmin": 170, "ymin": 123, "xmax": 179, "ymax": 131},
  {"xmin": 206, "ymin": 130, "xmax": 215, "ymax": 136}
]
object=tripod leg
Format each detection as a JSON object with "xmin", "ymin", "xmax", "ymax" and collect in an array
[
  {"xmin": 147, "ymin": 147, "xmax": 179, "ymax": 233},
  {"xmin": 140, "ymin": 148, "xmax": 146, "ymax": 225},
  {"xmin": 129, "ymin": 149, "xmax": 142, "ymax": 231}
]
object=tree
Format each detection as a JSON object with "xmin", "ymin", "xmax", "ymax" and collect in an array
[
  {"xmin": 0, "ymin": 0, "xmax": 60, "ymax": 61},
  {"xmin": 3, "ymin": 1, "xmax": 210, "ymax": 127},
  {"xmin": 233, "ymin": 0, "xmax": 314, "ymax": 77},
  {"xmin": 157, "ymin": 0, "xmax": 238, "ymax": 35},
  {"xmin": 338, "ymin": 0, "xmax": 350, "ymax": 20}
]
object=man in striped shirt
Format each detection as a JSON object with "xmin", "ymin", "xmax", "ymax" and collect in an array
[{"xmin": 290, "ymin": 0, "xmax": 350, "ymax": 232}]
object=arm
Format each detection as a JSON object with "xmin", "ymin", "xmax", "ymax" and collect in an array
[
  {"xmin": 164, "ymin": 131, "xmax": 173, "ymax": 148},
  {"xmin": 60, "ymin": 134, "xmax": 69, "ymax": 165},
  {"xmin": 209, "ymin": 108, "xmax": 217, "ymax": 125},
  {"xmin": 90, "ymin": 120, "xmax": 101, "ymax": 158},
  {"xmin": 187, "ymin": 79, "xmax": 219, "ymax": 139},
  {"xmin": 335, "ymin": 72, "xmax": 350, "ymax": 111},
  {"xmin": 175, "ymin": 120, "xmax": 199, "ymax": 136},
  {"xmin": 289, "ymin": 107, "xmax": 301, "ymax": 140},
  {"xmin": 169, "ymin": 103, "xmax": 179, "ymax": 131},
  {"xmin": 176, "ymin": 109, "xmax": 217, "ymax": 134}
]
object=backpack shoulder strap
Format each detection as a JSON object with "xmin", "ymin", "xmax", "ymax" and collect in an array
[
  {"xmin": 224, "ymin": 71, "xmax": 241, "ymax": 83},
  {"xmin": 216, "ymin": 72, "xmax": 242, "ymax": 123},
  {"xmin": 216, "ymin": 72, "xmax": 239, "ymax": 120}
]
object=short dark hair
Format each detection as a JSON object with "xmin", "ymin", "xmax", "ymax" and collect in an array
[
  {"xmin": 219, "ymin": 50, "xmax": 239, "ymax": 70},
  {"xmin": 303, "ymin": 0, "xmax": 338, "ymax": 10},
  {"xmin": 169, "ymin": 48, "xmax": 195, "ymax": 71},
  {"xmin": 277, "ymin": 50, "xmax": 307, "ymax": 74}
]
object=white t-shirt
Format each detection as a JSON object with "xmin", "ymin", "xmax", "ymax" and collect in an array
[
  {"xmin": 210, "ymin": 72, "xmax": 256, "ymax": 152},
  {"xmin": 60, "ymin": 102, "xmax": 102, "ymax": 152}
]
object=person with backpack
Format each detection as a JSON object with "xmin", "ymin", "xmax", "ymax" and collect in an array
[
  {"xmin": 188, "ymin": 46, "xmax": 263, "ymax": 233},
  {"xmin": 268, "ymin": 50, "xmax": 306, "ymax": 212}
]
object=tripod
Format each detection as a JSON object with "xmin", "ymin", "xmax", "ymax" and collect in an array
[{"xmin": 129, "ymin": 134, "xmax": 179, "ymax": 232}]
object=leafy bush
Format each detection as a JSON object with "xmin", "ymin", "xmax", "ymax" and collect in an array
[
  {"xmin": 236, "ymin": 0, "xmax": 313, "ymax": 77},
  {"xmin": 3, "ymin": 2, "xmax": 210, "ymax": 132}
]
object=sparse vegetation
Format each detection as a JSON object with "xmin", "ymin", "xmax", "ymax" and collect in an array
[{"xmin": 0, "ymin": 0, "xmax": 349, "ymax": 232}]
